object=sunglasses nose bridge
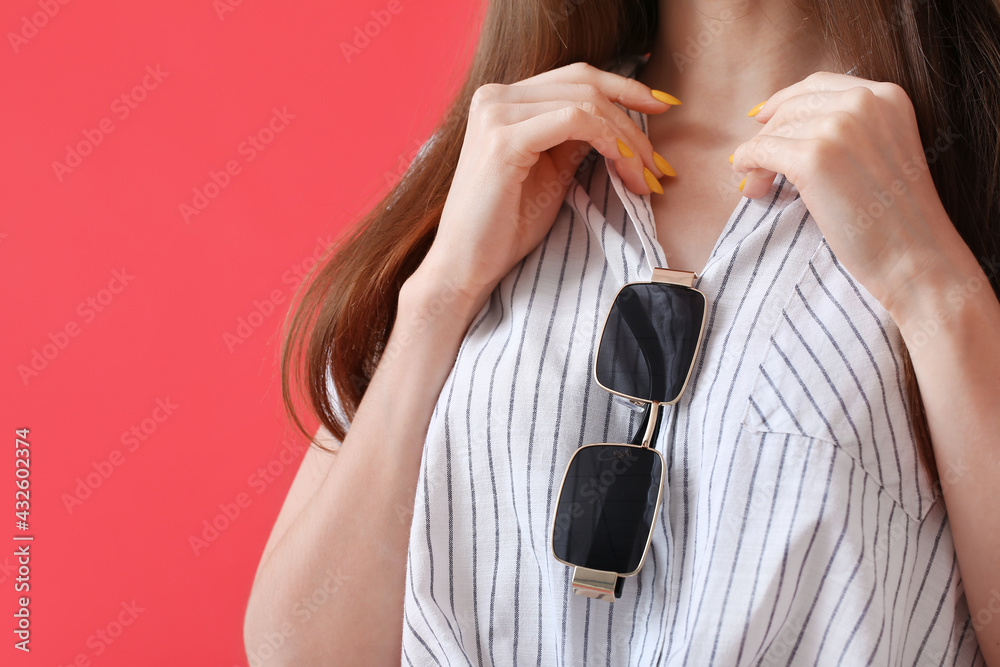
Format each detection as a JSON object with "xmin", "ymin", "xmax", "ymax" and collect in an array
[{"xmin": 637, "ymin": 401, "xmax": 661, "ymax": 448}]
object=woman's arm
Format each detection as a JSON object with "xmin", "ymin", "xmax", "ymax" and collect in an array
[
  {"xmin": 242, "ymin": 63, "xmax": 674, "ymax": 664},
  {"xmin": 243, "ymin": 266, "xmax": 487, "ymax": 666},
  {"xmin": 889, "ymin": 243, "xmax": 1000, "ymax": 666}
]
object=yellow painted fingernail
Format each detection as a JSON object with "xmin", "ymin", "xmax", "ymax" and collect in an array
[
  {"xmin": 652, "ymin": 152, "xmax": 676, "ymax": 177},
  {"xmin": 738, "ymin": 176, "xmax": 747, "ymax": 192},
  {"xmin": 747, "ymin": 100, "xmax": 768, "ymax": 117},
  {"xmin": 650, "ymin": 89, "xmax": 682, "ymax": 106},
  {"xmin": 617, "ymin": 138, "xmax": 633, "ymax": 158},
  {"xmin": 728, "ymin": 153, "xmax": 734, "ymax": 164},
  {"xmin": 643, "ymin": 167, "xmax": 664, "ymax": 195}
]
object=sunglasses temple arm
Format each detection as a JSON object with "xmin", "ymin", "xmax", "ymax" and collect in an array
[
  {"xmin": 613, "ymin": 402, "xmax": 664, "ymax": 600},
  {"xmin": 630, "ymin": 401, "xmax": 663, "ymax": 448}
]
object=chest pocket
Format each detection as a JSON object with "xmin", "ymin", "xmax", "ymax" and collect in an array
[{"xmin": 739, "ymin": 240, "xmax": 937, "ymax": 522}]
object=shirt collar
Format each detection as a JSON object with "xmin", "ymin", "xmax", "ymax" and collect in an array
[
  {"xmin": 602, "ymin": 54, "xmax": 668, "ymax": 280},
  {"xmin": 598, "ymin": 54, "xmax": 856, "ymax": 283}
]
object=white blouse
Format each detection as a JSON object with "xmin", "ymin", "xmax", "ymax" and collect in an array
[{"xmin": 385, "ymin": 54, "xmax": 983, "ymax": 665}]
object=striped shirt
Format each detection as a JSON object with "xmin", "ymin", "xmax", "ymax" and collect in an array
[{"xmin": 389, "ymin": 54, "xmax": 984, "ymax": 665}]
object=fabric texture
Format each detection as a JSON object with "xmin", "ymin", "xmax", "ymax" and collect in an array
[{"xmin": 385, "ymin": 54, "xmax": 983, "ymax": 666}]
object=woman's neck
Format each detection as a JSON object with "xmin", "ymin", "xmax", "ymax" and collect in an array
[{"xmin": 637, "ymin": 0, "xmax": 839, "ymax": 143}]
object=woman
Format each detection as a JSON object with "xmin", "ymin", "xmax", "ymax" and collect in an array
[{"xmin": 244, "ymin": 0, "xmax": 1000, "ymax": 664}]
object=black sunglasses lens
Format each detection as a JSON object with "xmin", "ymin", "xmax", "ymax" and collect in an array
[
  {"xmin": 596, "ymin": 283, "xmax": 705, "ymax": 403},
  {"xmin": 552, "ymin": 445, "xmax": 663, "ymax": 574}
]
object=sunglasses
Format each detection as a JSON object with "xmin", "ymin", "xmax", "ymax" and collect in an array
[{"xmin": 550, "ymin": 267, "xmax": 707, "ymax": 601}]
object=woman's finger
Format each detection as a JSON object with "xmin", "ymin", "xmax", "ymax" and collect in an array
[
  {"xmin": 733, "ymin": 91, "xmax": 887, "ymax": 198},
  {"xmin": 502, "ymin": 105, "xmax": 654, "ymax": 195},
  {"xmin": 737, "ymin": 168, "xmax": 779, "ymax": 200},
  {"xmin": 507, "ymin": 83, "xmax": 677, "ymax": 177},
  {"xmin": 491, "ymin": 95, "xmax": 670, "ymax": 179},
  {"xmin": 747, "ymin": 71, "xmax": 877, "ymax": 123},
  {"xmin": 511, "ymin": 61, "xmax": 680, "ymax": 116},
  {"xmin": 739, "ymin": 77, "xmax": 890, "ymax": 201},
  {"xmin": 732, "ymin": 133, "xmax": 815, "ymax": 199}
]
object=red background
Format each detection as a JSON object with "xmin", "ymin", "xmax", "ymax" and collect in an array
[{"xmin": 2, "ymin": 0, "xmax": 481, "ymax": 664}]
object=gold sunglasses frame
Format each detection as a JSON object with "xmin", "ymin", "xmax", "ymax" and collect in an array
[{"xmin": 549, "ymin": 267, "xmax": 707, "ymax": 601}]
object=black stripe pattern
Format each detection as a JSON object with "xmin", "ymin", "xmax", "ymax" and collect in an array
[{"xmin": 391, "ymin": 54, "xmax": 984, "ymax": 666}]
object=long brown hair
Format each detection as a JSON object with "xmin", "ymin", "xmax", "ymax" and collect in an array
[{"xmin": 280, "ymin": 0, "xmax": 1000, "ymax": 494}]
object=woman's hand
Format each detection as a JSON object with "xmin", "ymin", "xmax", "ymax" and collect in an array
[
  {"xmin": 731, "ymin": 72, "xmax": 978, "ymax": 325},
  {"xmin": 417, "ymin": 61, "xmax": 679, "ymax": 311},
  {"xmin": 732, "ymin": 74, "xmax": 1000, "ymax": 666}
]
